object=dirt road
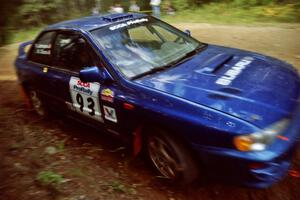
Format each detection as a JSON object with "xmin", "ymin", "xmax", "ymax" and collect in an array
[
  {"xmin": 176, "ymin": 23, "xmax": 300, "ymax": 69},
  {"xmin": 1, "ymin": 23, "xmax": 300, "ymax": 200}
]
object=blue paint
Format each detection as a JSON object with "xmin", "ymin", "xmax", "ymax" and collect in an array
[{"xmin": 15, "ymin": 13, "xmax": 300, "ymax": 188}]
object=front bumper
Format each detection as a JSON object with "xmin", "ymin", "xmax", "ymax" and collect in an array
[{"xmin": 192, "ymin": 102, "xmax": 300, "ymax": 188}]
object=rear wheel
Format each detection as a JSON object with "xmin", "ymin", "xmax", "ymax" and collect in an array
[
  {"xmin": 146, "ymin": 128, "xmax": 199, "ymax": 185},
  {"xmin": 28, "ymin": 89, "xmax": 47, "ymax": 116}
]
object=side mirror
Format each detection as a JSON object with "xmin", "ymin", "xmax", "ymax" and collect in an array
[
  {"xmin": 79, "ymin": 66, "xmax": 113, "ymax": 84},
  {"xmin": 184, "ymin": 29, "xmax": 191, "ymax": 36}
]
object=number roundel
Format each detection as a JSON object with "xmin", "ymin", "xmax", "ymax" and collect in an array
[
  {"xmin": 69, "ymin": 77, "xmax": 102, "ymax": 122},
  {"xmin": 75, "ymin": 93, "xmax": 95, "ymax": 116}
]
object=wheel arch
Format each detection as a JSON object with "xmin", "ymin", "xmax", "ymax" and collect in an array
[
  {"xmin": 139, "ymin": 122, "xmax": 204, "ymax": 184},
  {"xmin": 132, "ymin": 120, "xmax": 202, "ymax": 165}
]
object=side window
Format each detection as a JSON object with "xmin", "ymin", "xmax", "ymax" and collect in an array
[
  {"xmin": 52, "ymin": 33, "xmax": 98, "ymax": 71},
  {"xmin": 29, "ymin": 31, "xmax": 55, "ymax": 65}
]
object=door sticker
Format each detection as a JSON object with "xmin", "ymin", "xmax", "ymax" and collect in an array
[
  {"xmin": 69, "ymin": 77, "xmax": 103, "ymax": 122},
  {"xmin": 103, "ymin": 106, "xmax": 118, "ymax": 123},
  {"xmin": 101, "ymin": 88, "xmax": 114, "ymax": 103}
]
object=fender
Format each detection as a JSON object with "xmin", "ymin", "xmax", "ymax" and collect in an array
[{"xmin": 18, "ymin": 40, "xmax": 33, "ymax": 58}]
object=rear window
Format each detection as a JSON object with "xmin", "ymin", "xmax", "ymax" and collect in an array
[{"xmin": 29, "ymin": 31, "xmax": 55, "ymax": 65}]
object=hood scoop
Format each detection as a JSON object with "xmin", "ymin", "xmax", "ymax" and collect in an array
[
  {"xmin": 208, "ymin": 87, "xmax": 242, "ymax": 100},
  {"xmin": 196, "ymin": 53, "xmax": 233, "ymax": 74},
  {"xmin": 218, "ymin": 87, "xmax": 242, "ymax": 94}
]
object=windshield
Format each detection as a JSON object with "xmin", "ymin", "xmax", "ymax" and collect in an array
[{"xmin": 91, "ymin": 17, "xmax": 204, "ymax": 79}]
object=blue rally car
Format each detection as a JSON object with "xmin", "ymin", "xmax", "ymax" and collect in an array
[{"xmin": 15, "ymin": 13, "xmax": 300, "ymax": 188}]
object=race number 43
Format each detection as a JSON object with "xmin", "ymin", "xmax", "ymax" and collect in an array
[{"xmin": 69, "ymin": 77, "xmax": 103, "ymax": 122}]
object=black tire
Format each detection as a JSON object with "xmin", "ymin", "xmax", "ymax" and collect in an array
[
  {"xmin": 28, "ymin": 88, "xmax": 47, "ymax": 117},
  {"xmin": 146, "ymin": 128, "xmax": 200, "ymax": 185}
]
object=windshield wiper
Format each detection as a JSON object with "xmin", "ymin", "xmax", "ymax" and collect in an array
[
  {"xmin": 132, "ymin": 44, "xmax": 207, "ymax": 80},
  {"xmin": 131, "ymin": 64, "xmax": 174, "ymax": 80},
  {"xmin": 175, "ymin": 43, "xmax": 206, "ymax": 64}
]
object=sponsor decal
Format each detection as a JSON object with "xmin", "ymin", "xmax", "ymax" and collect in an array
[
  {"xmin": 34, "ymin": 44, "xmax": 51, "ymax": 55},
  {"xmin": 109, "ymin": 18, "xmax": 148, "ymax": 31},
  {"xmin": 77, "ymin": 80, "xmax": 90, "ymax": 88},
  {"xmin": 35, "ymin": 44, "xmax": 51, "ymax": 49},
  {"xmin": 73, "ymin": 80, "xmax": 93, "ymax": 95},
  {"xmin": 59, "ymin": 39, "xmax": 71, "ymax": 46},
  {"xmin": 101, "ymin": 88, "xmax": 114, "ymax": 103},
  {"xmin": 216, "ymin": 57, "xmax": 253, "ymax": 86},
  {"xmin": 103, "ymin": 106, "xmax": 118, "ymax": 123}
]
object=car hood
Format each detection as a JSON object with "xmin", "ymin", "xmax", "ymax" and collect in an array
[{"xmin": 135, "ymin": 45, "xmax": 300, "ymax": 128}]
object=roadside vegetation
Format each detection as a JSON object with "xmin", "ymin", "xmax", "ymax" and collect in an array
[
  {"xmin": 1, "ymin": 0, "xmax": 299, "ymax": 46},
  {"xmin": 164, "ymin": 2, "xmax": 300, "ymax": 24},
  {"xmin": 9, "ymin": 27, "xmax": 42, "ymax": 44}
]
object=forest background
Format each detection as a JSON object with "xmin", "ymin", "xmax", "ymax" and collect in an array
[{"xmin": 0, "ymin": 0, "xmax": 299, "ymax": 46}]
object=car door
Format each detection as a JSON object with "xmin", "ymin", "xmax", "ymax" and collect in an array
[
  {"xmin": 31, "ymin": 30, "xmax": 134, "ymax": 139},
  {"xmin": 44, "ymin": 31, "xmax": 104, "ymax": 123},
  {"xmin": 26, "ymin": 31, "xmax": 56, "ymax": 97}
]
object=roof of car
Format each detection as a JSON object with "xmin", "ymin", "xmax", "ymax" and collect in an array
[{"xmin": 45, "ymin": 13, "xmax": 148, "ymax": 31}]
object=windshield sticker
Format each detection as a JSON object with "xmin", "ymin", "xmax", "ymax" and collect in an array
[
  {"xmin": 101, "ymin": 88, "xmax": 114, "ymax": 103},
  {"xmin": 216, "ymin": 57, "xmax": 253, "ymax": 86},
  {"xmin": 103, "ymin": 106, "xmax": 118, "ymax": 123},
  {"xmin": 35, "ymin": 44, "xmax": 51, "ymax": 49},
  {"xmin": 109, "ymin": 18, "xmax": 148, "ymax": 31},
  {"xmin": 59, "ymin": 39, "xmax": 71, "ymax": 46},
  {"xmin": 34, "ymin": 44, "xmax": 51, "ymax": 55}
]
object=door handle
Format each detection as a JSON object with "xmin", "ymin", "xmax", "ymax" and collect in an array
[{"xmin": 42, "ymin": 67, "xmax": 48, "ymax": 73}]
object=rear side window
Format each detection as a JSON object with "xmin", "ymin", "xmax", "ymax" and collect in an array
[{"xmin": 29, "ymin": 31, "xmax": 55, "ymax": 65}]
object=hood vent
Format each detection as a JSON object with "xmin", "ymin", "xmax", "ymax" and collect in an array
[
  {"xmin": 208, "ymin": 93, "xmax": 230, "ymax": 100},
  {"xmin": 208, "ymin": 87, "xmax": 242, "ymax": 100},
  {"xmin": 196, "ymin": 53, "xmax": 233, "ymax": 74},
  {"xmin": 103, "ymin": 14, "xmax": 134, "ymax": 22},
  {"xmin": 219, "ymin": 87, "xmax": 242, "ymax": 95}
]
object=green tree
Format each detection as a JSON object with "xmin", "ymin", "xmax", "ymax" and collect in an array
[{"xmin": 0, "ymin": 0, "xmax": 22, "ymax": 45}]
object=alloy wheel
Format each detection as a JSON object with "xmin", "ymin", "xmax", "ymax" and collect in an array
[{"xmin": 148, "ymin": 135, "xmax": 182, "ymax": 179}]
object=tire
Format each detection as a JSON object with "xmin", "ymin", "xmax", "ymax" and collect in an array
[
  {"xmin": 146, "ymin": 128, "xmax": 200, "ymax": 185},
  {"xmin": 28, "ymin": 89, "xmax": 47, "ymax": 117}
]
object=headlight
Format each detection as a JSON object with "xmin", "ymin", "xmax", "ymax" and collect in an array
[{"xmin": 234, "ymin": 119, "xmax": 289, "ymax": 151}]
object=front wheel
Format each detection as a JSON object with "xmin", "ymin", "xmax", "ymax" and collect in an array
[{"xmin": 146, "ymin": 128, "xmax": 200, "ymax": 185}]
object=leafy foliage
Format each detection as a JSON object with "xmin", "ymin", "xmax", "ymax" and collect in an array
[
  {"xmin": 36, "ymin": 170, "xmax": 64, "ymax": 186},
  {"xmin": 103, "ymin": 180, "xmax": 137, "ymax": 194}
]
